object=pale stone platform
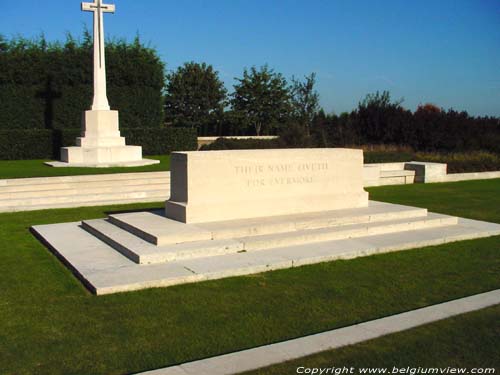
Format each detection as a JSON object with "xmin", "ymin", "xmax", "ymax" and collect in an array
[
  {"xmin": 136, "ymin": 289, "xmax": 500, "ymax": 375},
  {"xmin": 31, "ymin": 201, "xmax": 500, "ymax": 295}
]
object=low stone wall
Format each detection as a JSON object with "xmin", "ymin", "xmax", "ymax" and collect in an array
[
  {"xmin": 440, "ymin": 171, "xmax": 500, "ymax": 182},
  {"xmin": 363, "ymin": 162, "xmax": 416, "ymax": 187},
  {"xmin": 363, "ymin": 161, "xmax": 500, "ymax": 186}
]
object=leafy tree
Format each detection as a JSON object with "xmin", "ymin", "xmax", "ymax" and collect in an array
[
  {"xmin": 290, "ymin": 72, "xmax": 320, "ymax": 135},
  {"xmin": 354, "ymin": 90, "xmax": 412, "ymax": 145},
  {"xmin": 416, "ymin": 103, "xmax": 442, "ymax": 114},
  {"xmin": 0, "ymin": 34, "xmax": 7, "ymax": 52},
  {"xmin": 165, "ymin": 62, "xmax": 227, "ymax": 129},
  {"xmin": 231, "ymin": 65, "xmax": 291, "ymax": 136}
]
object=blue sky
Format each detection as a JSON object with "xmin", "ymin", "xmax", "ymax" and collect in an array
[{"xmin": 1, "ymin": 0, "xmax": 499, "ymax": 116}]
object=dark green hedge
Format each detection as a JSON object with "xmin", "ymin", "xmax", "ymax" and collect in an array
[
  {"xmin": 0, "ymin": 35, "xmax": 165, "ymax": 130},
  {"xmin": 122, "ymin": 128, "xmax": 198, "ymax": 155},
  {"xmin": 0, "ymin": 130, "xmax": 55, "ymax": 160},
  {"xmin": 0, "ymin": 128, "xmax": 197, "ymax": 160},
  {"xmin": 200, "ymin": 137, "xmax": 282, "ymax": 150}
]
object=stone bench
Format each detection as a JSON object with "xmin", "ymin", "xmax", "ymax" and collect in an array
[{"xmin": 379, "ymin": 169, "xmax": 416, "ymax": 185}]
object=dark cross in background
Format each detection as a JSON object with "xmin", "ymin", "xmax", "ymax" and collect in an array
[{"xmin": 36, "ymin": 76, "xmax": 61, "ymax": 130}]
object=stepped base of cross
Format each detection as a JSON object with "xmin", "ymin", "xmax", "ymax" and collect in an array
[{"xmin": 46, "ymin": 110, "xmax": 159, "ymax": 168}]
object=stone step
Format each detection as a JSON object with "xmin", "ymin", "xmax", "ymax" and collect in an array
[
  {"xmin": 82, "ymin": 212, "xmax": 456, "ymax": 265},
  {"xmin": 2, "ymin": 196, "xmax": 167, "ymax": 213},
  {"xmin": 82, "ymin": 219, "xmax": 244, "ymax": 264},
  {"xmin": 108, "ymin": 211, "xmax": 214, "ymax": 245},
  {"xmin": 0, "ymin": 182, "xmax": 167, "ymax": 199},
  {"xmin": 0, "ymin": 189, "xmax": 168, "ymax": 209},
  {"xmin": 108, "ymin": 201, "xmax": 428, "ymax": 245},
  {"xmin": 0, "ymin": 176, "xmax": 169, "ymax": 193},
  {"xmin": 197, "ymin": 202, "xmax": 427, "ymax": 240},
  {"xmin": 31, "ymin": 216, "xmax": 500, "ymax": 295},
  {"xmin": 380, "ymin": 170, "xmax": 415, "ymax": 177},
  {"xmin": 0, "ymin": 171, "xmax": 170, "ymax": 187},
  {"xmin": 240, "ymin": 213, "xmax": 457, "ymax": 251}
]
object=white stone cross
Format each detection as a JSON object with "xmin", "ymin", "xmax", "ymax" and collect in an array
[{"xmin": 82, "ymin": 0, "xmax": 116, "ymax": 111}]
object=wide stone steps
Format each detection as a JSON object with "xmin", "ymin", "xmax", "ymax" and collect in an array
[
  {"xmin": 6, "ymin": 197, "xmax": 167, "ymax": 213},
  {"xmin": 0, "ymin": 171, "xmax": 169, "ymax": 186},
  {"xmin": 0, "ymin": 189, "xmax": 167, "ymax": 210},
  {"xmin": 107, "ymin": 202, "xmax": 428, "ymax": 245},
  {"xmin": 82, "ymin": 219, "xmax": 244, "ymax": 264},
  {"xmin": 31, "ymin": 213, "xmax": 500, "ymax": 295},
  {"xmin": 81, "ymin": 210, "xmax": 456, "ymax": 264},
  {"xmin": 0, "ymin": 176, "xmax": 169, "ymax": 193},
  {"xmin": 0, "ymin": 172, "xmax": 170, "ymax": 212},
  {"xmin": 0, "ymin": 182, "xmax": 166, "ymax": 199},
  {"xmin": 239, "ymin": 213, "xmax": 457, "ymax": 251}
]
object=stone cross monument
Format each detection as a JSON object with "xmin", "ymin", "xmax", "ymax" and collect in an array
[
  {"xmin": 47, "ymin": 0, "xmax": 158, "ymax": 167},
  {"xmin": 82, "ymin": 0, "xmax": 115, "ymax": 111}
]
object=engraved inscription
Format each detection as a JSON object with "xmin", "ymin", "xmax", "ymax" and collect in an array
[{"xmin": 234, "ymin": 162, "xmax": 329, "ymax": 187}]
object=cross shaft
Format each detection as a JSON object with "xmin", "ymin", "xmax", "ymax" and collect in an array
[{"xmin": 81, "ymin": 0, "xmax": 116, "ymax": 111}]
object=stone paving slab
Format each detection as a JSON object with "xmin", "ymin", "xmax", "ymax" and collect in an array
[
  {"xmin": 109, "ymin": 211, "xmax": 213, "ymax": 245},
  {"xmin": 82, "ymin": 211, "xmax": 451, "ymax": 265},
  {"xmin": 32, "ymin": 211, "xmax": 500, "ymax": 295},
  {"xmin": 136, "ymin": 289, "xmax": 500, "ymax": 375},
  {"xmin": 82, "ymin": 219, "xmax": 244, "ymax": 264},
  {"xmin": 239, "ymin": 213, "xmax": 456, "ymax": 251},
  {"xmin": 195, "ymin": 201, "xmax": 427, "ymax": 239}
]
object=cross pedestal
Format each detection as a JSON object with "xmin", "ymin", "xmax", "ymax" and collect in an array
[
  {"xmin": 47, "ymin": 0, "xmax": 159, "ymax": 168},
  {"xmin": 56, "ymin": 110, "xmax": 151, "ymax": 167}
]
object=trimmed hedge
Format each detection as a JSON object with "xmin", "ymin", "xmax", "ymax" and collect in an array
[
  {"xmin": 0, "ymin": 35, "xmax": 165, "ymax": 130},
  {"xmin": 0, "ymin": 130, "xmax": 55, "ymax": 160},
  {"xmin": 122, "ymin": 128, "xmax": 198, "ymax": 155},
  {"xmin": 0, "ymin": 128, "xmax": 197, "ymax": 160},
  {"xmin": 200, "ymin": 137, "xmax": 282, "ymax": 150}
]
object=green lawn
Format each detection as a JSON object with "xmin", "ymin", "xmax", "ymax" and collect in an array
[
  {"xmin": 0, "ymin": 155, "xmax": 170, "ymax": 179},
  {"xmin": 245, "ymin": 305, "xmax": 500, "ymax": 375},
  {"xmin": 0, "ymin": 179, "xmax": 498, "ymax": 375},
  {"xmin": 367, "ymin": 178, "xmax": 500, "ymax": 223}
]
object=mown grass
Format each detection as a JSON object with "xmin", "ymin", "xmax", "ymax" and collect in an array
[
  {"xmin": 367, "ymin": 178, "xmax": 500, "ymax": 223},
  {"xmin": 0, "ymin": 180, "xmax": 498, "ymax": 374},
  {"xmin": 245, "ymin": 305, "xmax": 500, "ymax": 375},
  {"xmin": 0, "ymin": 155, "xmax": 170, "ymax": 179}
]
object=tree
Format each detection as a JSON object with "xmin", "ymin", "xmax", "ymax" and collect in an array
[
  {"xmin": 354, "ymin": 90, "xmax": 412, "ymax": 144},
  {"xmin": 290, "ymin": 72, "xmax": 320, "ymax": 135},
  {"xmin": 165, "ymin": 62, "xmax": 227, "ymax": 129},
  {"xmin": 0, "ymin": 34, "xmax": 8, "ymax": 53},
  {"xmin": 231, "ymin": 65, "xmax": 291, "ymax": 136},
  {"xmin": 416, "ymin": 103, "xmax": 442, "ymax": 114}
]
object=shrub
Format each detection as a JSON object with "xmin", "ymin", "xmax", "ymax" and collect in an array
[
  {"xmin": 122, "ymin": 128, "xmax": 198, "ymax": 154},
  {"xmin": 0, "ymin": 34, "xmax": 165, "ymax": 130},
  {"xmin": 364, "ymin": 151, "xmax": 415, "ymax": 164},
  {"xmin": 415, "ymin": 151, "xmax": 500, "ymax": 173},
  {"xmin": 0, "ymin": 128, "xmax": 197, "ymax": 160},
  {"xmin": 0, "ymin": 129, "xmax": 53, "ymax": 159},
  {"xmin": 200, "ymin": 137, "xmax": 281, "ymax": 151}
]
